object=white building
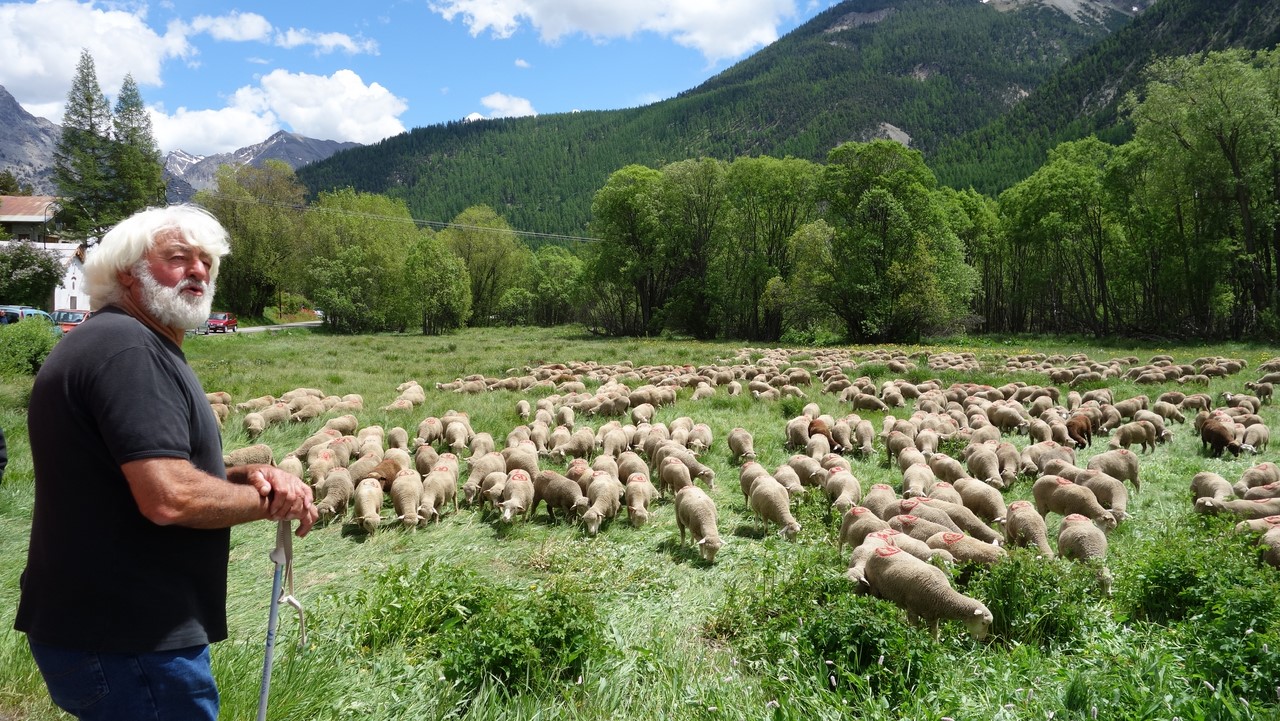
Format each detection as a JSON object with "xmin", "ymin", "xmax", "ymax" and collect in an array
[{"xmin": 1, "ymin": 195, "xmax": 97, "ymax": 311}]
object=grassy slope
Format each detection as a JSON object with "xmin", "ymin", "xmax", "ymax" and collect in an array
[{"xmin": 0, "ymin": 326, "xmax": 1276, "ymax": 719}]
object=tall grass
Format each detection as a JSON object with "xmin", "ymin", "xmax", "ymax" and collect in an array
[{"xmin": 1, "ymin": 326, "xmax": 1278, "ymax": 719}]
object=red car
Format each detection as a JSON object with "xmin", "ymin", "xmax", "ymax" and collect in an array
[
  {"xmin": 51, "ymin": 309, "xmax": 89, "ymax": 333},
  {"xmin": 203, "ymin": 311, "xmax": 238, "ymax": 333}
]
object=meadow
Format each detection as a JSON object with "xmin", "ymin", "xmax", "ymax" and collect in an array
[{"xmin": 0, "ymin": 325, "xmax": 1277, "ymax": 720}]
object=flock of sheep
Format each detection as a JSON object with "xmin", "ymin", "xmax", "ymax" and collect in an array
[{"xmin": 213, "ymin": 346, "xmax": 1280, "ymax": 640}]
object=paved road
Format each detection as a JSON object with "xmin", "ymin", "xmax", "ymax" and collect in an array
[{"xmin": 193, "ymin": 320, "xmax": 322, "ymax": 336}]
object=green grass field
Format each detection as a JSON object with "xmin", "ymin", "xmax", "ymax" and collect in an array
[{"xmin": 1, "ymin": 326, "xmax": 1277, "ymax": 720}]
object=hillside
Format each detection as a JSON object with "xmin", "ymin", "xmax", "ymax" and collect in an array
[
  {"xmin": 298, "ymin": 0, "xmax": 1128, "ymax": 235},
  {"xmin": 932, "ymin": 0, "xmax": 1280, "ymax": 194}
]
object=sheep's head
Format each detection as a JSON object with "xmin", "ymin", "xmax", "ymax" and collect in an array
[
  {"xmin": 780, "ymin": 522, "xmax": 801, "ymax": 541},
  {"xmin": 696, "ymin": 535, "xmax": 723, "ymax": 562},
  {"xmin": 964, "ymin": 605, "xmax": 994, "ymax": 640}
]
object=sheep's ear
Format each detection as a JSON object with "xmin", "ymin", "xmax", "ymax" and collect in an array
[
  {"xmin": 697, "ymin": 538, "xmax": 707, "ymax": 546},
  {"xmin": 973, "ymin": 608, "xmax": 984, "ymax": 616}
]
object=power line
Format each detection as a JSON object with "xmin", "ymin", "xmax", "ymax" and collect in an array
[{"xmin": 199, "ymin": 192, "xmax": 601, "ymax": 244}]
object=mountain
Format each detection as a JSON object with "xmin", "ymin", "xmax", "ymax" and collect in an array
[
  {"xmin": 933, "ymin": 0, "xmax": 1280, "ymax": 194},
  {"xmin": 0, "ymin": 85, "xmax": 60, "ymax": 194},
  {"xmin": 298, "ymin": 0, "xmax": 1137, "ymax": 235},
  {"xmin": 164, "ymin": 130, "xmax": 362, "ymax": 191}
]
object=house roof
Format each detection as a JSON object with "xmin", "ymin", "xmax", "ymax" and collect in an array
[{"xmin": 0, "ymin": 195, "xmax": 59, "ymax": 223}]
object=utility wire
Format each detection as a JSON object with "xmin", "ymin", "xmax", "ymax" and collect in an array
[{"xmin": 200, "ymin": 192, "xmax": 601, "ymax": 244}]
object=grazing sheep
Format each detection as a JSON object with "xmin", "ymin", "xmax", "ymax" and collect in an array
[
  {"xmin": 1000, "ymin": 500, "xmax": 1054, "ymax": 557},
  {"xmin": 658, "ymin": 455, "xmax": 695, "ymax": 496},
  {"xmin": 913, "ymin": 497, "xmax": 1004, "ymax": 545},
  {"xmin": 223, "ymin": 443, "xmax": 274, "ymax": 468},
  {"xmin": 1019, "ymin": 441, "xmax": 1076, "ymax": 476},
  {"xmin": 1191, "ymin": 471, "xmax": 1234, "ymax": 513},
  {"xmin": 499, "ymin": 470, "xmax": 536, "ymax": 523},
  {"xmin": 1086, "ymin": 448, "xmax": 1142, "ymax": 492},
  {"xmin": 1056, "ymin": 513, "xmax": 1113, "ymax": 595},
  {"xmin": 1065, "ymin": 413, "xmax": 1093, "ymax": 448},
  {"xmin": 951, "ymin": 476, "xmax": 1008, "ymax": 525},
  {"xmin": 1234, "ymin": 514, "xmax": 1280, "ymax": 535},
  {"xmin": 786, "ymin": 454, "xmax": 828, "ymax": 488},
  {"xmin": 419, "ymin": 466, "xmax": 459, "ymax": 523},
  {"xmin": 1243, "ymin": 423, "xmax": 1270, "ymax": 453},
  {"xmin": 315, "ymin": 468, "xmax": 354, "ymax": 524},
  {"xmin": 236, "ymin": 395, "xmax": 275, "ymax": 413},
  {"xmin": 863, "ymin": 545, "xmax": 993, "ymax": 639},
  {"xmin": 838, "ymin": 506, "xmax": 891, "ymax": 553},
  {"xmin": 823, "ymin": 470, "xmax": 863, "ymax": 514},
  {"xmin": 532, "ymin": 470, "xmax": 590, "ymax": 522},
  {"xmin": 772, "ymin": 464, "xmax": 806, "ymax": 500},
  {"xmin": 352, "ymin": 478, "xmax": 384, "ymax": 533},
  {"xmin": 927, "ymin": 532, "xmax": 1007, "ymax": 566},
  {"xmin": 1108, "ymin": 420, "xmax": 1157, "ymax": 453},
  {"xmin": 863, "ymin": 484, "xmax": 900, "ymax": 520},
  {"xmin": 414, "ymin": 443, "xmax": 440, "ymax": 476},
  {"xmin": 1032, "ymin": 476, "xmax": 1117, "ymax": 531},
  {"xmin": 749, "ymin": 476, "xmax": 802, "ymax": 540},
  {"xmin": 390, "ymin": 470, "xmax": 425, "ymax": 527},
  {"xmin": 925, "ymin": 481, "xmax": 964, "ymax": 506},
  {"xmin": 277, "ymin": 455, "xmax": 305, "ymax": 481},
  {"xmin": 926, "ymin": 453, "xmax": 967, "ymax": 484},
  {"xmin": 901, "ymin": 462, "xmax": 936, "ymax": 499},
  {"xmin": 1200, "ymin": 418, "xmax": 1249, "ymax": 458},
  {"xmin": 674, "ymin": 486, "xmax": 724, "ymax": 562},
  {"xmin": 464, "ymin": 451, "xmax": 507, "ymax": 497},
  {"xmin": 479, "ymin": 471, "xmax": 508, "ymax": 511},
  {"xmin": 1078, "ymin": 471, "xmax": 1131, "ymax": 522},
  {"xmin": 581, "ymin": 472, "xmax": 625, "ymax": 535},
  {"xmin": 1259, "ymin": 526, "xmax": 1280, "ymax": 568},
  {"xmin": 962, "ymin": 444, "xmax": 1005, "ymax": 489},
  {"xmin": 727, "ymin": 428, "xmax": 757, "ymax": 462},
  {"xmin": 547, "ymin": 427, "xmax": 596, "ymax": 464},
  {"xmin": 624, "ymin": 472, "xmax": 659, "ymax": 527},
  {"xmin": 896, "ymin": 498, "xmax": 963, "ymax": 534}
]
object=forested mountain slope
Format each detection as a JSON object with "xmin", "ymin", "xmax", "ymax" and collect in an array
[
  {"xmin": 298, "ymin": 0, "xmax": 1125, "ymax": 235},
  {"xmin": 932, "ymin": 0, "xmax": 1280, "ymax": 194}
]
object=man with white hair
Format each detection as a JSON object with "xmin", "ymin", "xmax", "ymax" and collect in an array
[{"xmin": 15, "ymin": 204, "xmax": 318, "ymax": 720}]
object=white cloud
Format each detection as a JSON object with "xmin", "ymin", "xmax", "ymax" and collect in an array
[
  {"xmin": 151, "ymin": 69, "xmax": 407, "ymax": 155},
  {"xmin": 477, "ymin": 92, "xmax": 536, "ymax": 118},
  {"xmin": 428, "ymin": 0, "xmax": 799, "ymax": 62},
  {"xmin": 0, "ymin": 0, "xmax": 193, "ymax": 113},
  {"xmin": 274, "ymin": 28, "xmax": 379, "ymax": 55},
  {"xmin": 188, "ymin": 11, "xmax": 272, "ymax": 42},
  {"xmin": 514, "ymin": 58, "xmax": 531, "ymax": 68}
]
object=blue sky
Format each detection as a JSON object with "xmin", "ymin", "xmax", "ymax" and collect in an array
[{"xmin": 0, "ymin": 0, "xmax": 839, "ymax": 156}]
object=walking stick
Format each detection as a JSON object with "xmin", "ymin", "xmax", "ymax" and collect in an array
[{"xmin": 257, "ymin": 519, "xmax": 307, "ymax": 721}]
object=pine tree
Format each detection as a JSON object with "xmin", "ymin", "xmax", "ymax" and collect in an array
[
  {"xmin": 53, "ymin": 49, "xmax": 115, "ymax": 236},
  {"xmin": 111, "ymin": 74, "xmax": 166, "ymax": 218}
]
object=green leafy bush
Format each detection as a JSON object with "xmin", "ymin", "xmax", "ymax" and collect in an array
[
  {"xmin": 349, "ymin": 562, "xmax": 498, "ymax": 652},
  {"xmin": 0, "ymin": 318, "xmax": 58, "ymax": 376},
  {"xmin": 1114, "ymin": 520, "xmax": 1256, "ymax": 624},
  {"xmin": 965, "ymin": 551, "xmax": 1095, "ymax": 648}
]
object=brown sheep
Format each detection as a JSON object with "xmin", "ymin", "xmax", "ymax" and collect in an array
[{"xmin": 1200, "ymin": 418, "xmax": 1248, "ymax": 458}]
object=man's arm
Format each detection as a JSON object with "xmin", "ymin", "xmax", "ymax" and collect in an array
[{"xmin": 122, "ymin": 458, "xmax": 317, "ymax": 536}]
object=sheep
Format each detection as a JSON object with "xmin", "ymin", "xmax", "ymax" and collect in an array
[
  {"xmin": 516, "ymin": 399, "xmax": 532, "ymax": 420},
  {"xmin": 1259, "ymin": 527, "xmax": 1280, "ymax": 568},
  {"xmin": 500, "ymin": 442, "xmax": 540, "ymax": 479},
  {"xmin": 901, "ymin": 463, "xmax": 936, "ymax": 499},
  {"xmin": 674, "ymin": 486, "xmax": 724, "ymax": 562},
  {"xmin": 631, "ymin": 402, "xmax": 656, "ymax": 425},
  {"xmin": 863, "ymin": 545, "xmax": 993, "ymax": 639},
  {"xmin": 1019, "ymin": 441, "xmax": 1076, "ymax": 476},
  {"xmin": 896, "ymin": 498, "xmax": 963, "ymax": 534},
  {"xmin": 912, "ymin": 497, "xmax": 1004, "ymax": 545},
  {"xmin": 1236, "ymin": 462, "xmax": 1280, "ymax": 496},
  {"xmin": 727, "ymin": 427, "xmax": 757, "ymax": 462},
  {"xmin": 352, "ymin": 477, "xmax": 384, "ymax": 533},
  {"xmin": 951, "ymin": 476, "xmax": 1008, "ymax": 525},
  {"xmin": 823, "ymin": 469, "xmax": 863, "ymax": 514},
  {"xmin": 390, "ymin": 469, "xmax": 425, "ymax": 527},
  {"xmin": 322, "ymin": 414, "xmax": 360, "ymax": 436},
  {"xmin": 1032, "ymin": 476, "xmax": 1118, "ymax": 532},
  {"xmin": 383, "ymin": 447, "xmax": 414, "ymax": 474},
  {"xmin": 1056, "ymin": 513, "xmax": 1113, "ymax": 595},
  {"xmin": 419, "ymin": 466, "xmax": 458, "ymax": 523},
  {"xmin": 547, "ymin": 427, "xmax": 596, "ymax": 464},
  {"xmin": 1244, "ymin": 381, "xmax": 1274, "ymax": 404},
  {"xmin": 925, "ymin": 480, "xmax": 964, "ymax": 506},
  {"xmin": 785, "ymin": 415, "xmax": 811, "ymax": 449},
  {"xmin": 927, "ymin": 531, "xmax": 1007, "ymax": 566},
  {"xmin": 1243, "ymin": 423, "xmax": 1270, "ymax": 453},
  {"xmin": 889, "ymin": 512, "xmax": 957, "ymax": 543},
  {"xmin": 463, "ymin": 451, "xmax": 507, "ymax": 497},
  {"xmin": 479, "ymin": 471, "xmax": 508, "ymax": 511},
  {"xmin": 498, "ymin": 469, "xmax": 536, "ymax": 523},
  {"xmin": 1108, "ymin": 420, "xmax": 1157, "ymax": 453},
  {"xmin": 581, "ymin": 472, "xmax": 625, "ymax": 535},
  {"xmin": 1234, "ymin": 514, "xmax": 1280, "ymax": 535},
  {"xmin": 863, "ymin": 484, "xmax": 899, "ymax": 520},
  {"xmin": 315, "ymin": 468, "xmax": 354, "ymax": 524},
  {"xmin": 854, "ymin": 420, "xmax": 876, "ymax": 458},
  {"xmin": 223, "ymin": 443, "xmax": 274, "ymax": 468},
  {"xmin": 1085, "ymin": 448, "xmax": 1142, "ymax": 492},
  {"xmin": 1200, "ymin": 418, "xmax": 1248, "ymax": 458},
  {"xmin": 749, "ymin": 475, "xmax": 802, "ymax": 540},
  {"xmin": 962, "ymin": 444, "xmax": 1005, "ymax": 489},
  {"xmin": 999, "ymin": 500, "xmax": 1054, "ymax": 558},
  {"xmin": 236, "ymin": 395, "xmax": 275, "ymax": 413},
  {"xmin": 385, "ymin": 426, "xmax": 410, "ymax": 451},
  {"xmin": 624, "ymin": 472, "xmax": 659, "ymax": 527},
  {"xmin": 1078, "ymin": 471, "xmax": 1131, "ymax": 522},
  {"xmin": 771, "ymin": 464, "xmax": 806, "ymax": 499},
  {"xmin": 838, "ymin": 506, "xmax": 890, "ymax": 553},
  {"xmin": 277, "ymin": 455, "xmax": 305, "ymax": 481},
  {"xmin": 416, "ymin": 417, "xmax": 444, "ymax": 446},
  {"xmin": 532, "ymin": 469, "xmax": 590, "ymax": 522},
  {"xmin": 1191, "ymin": 471, "xmax": 1234, "ymax": 513}
]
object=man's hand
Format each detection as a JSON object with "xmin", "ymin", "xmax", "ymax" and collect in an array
[{"xmin": 247, "ymin": 465, "xmax": 318, "ymax": 537}]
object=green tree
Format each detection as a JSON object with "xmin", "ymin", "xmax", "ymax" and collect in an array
[
  {"xmin": 658, "ymin": 158, "xmax": 726, "ymax": 339},
  {"xmin": 197, "ymin": 161, "xmax": 307, "ymax": 317},
  {"xmin": 54, "ymin": 49, "xmax": 115, "ymax": 236},
  {"xmin": 588, "ymin": 165, "xmax": 667, "ymax": 335},
  {"xmin": 529, "ymin": 245, "xmax": 584, "ymax": 326},
  {"xmin": 439, "ymin": 205, "xmax": 530, "ymax": 325},
  {"xmin": 0, "ymin": 171, "xmax": 34, "ymax": 196},
  {"xmin": 302, "ymin": 189, "xmax": 419, "ymax": 333},
  {"xmin": 819, "ymin": 140, "xmax": 975, "ymax": 341},
  {"xmin": 401, "ymin": 230, "xmax": 471, "ymax": 335},
  {"xmin": 0, "ymin": 241, "xmax": 63, "ymax": 307},
  {"xmin": 110, "ymin": 74, "xmax": 166, "ymax": 219}
]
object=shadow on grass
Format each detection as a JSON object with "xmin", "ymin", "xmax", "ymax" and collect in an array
[
  {"xmin": 731, "ymin": 523, "xmax": 766, "ymax": 540},
  {"xmin": 655, "ymin": 537, "xmax": 716, "ymax": 567}
]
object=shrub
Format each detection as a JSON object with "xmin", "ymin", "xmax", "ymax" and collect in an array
[
  {"xmin": 1114, "ymin": 519, "xmax": 1257, "ymax": 624},
  {"xmin": 0, "ymin": 319, "xmax": 58, "ymax": 376},
  {"xmin": 964, "ymin": 551, "xmax": 1095, "ymax": 648}
]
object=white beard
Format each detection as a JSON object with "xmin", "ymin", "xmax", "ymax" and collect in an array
[{"xmin": 134, "ymin": 261, "xmax": 216, "ymax": 330}]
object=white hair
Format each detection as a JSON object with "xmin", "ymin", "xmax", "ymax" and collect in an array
[{"xmin": 85, "ymin": 204, "xmax": 231, "ymax": 311}]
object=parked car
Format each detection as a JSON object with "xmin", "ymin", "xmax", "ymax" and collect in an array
[
  {"xmin": 51, "ymin": 309, "xmax": 89, "ymax": 333},
  {"xmin": 0, "ymin": 305, "xmax": 62, "ymax": 335},
  {"xmin": 203, "ymin": 311, "xmax": 238, "ymax": 333}
]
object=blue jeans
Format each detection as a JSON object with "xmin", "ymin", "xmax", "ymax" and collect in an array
[{"xmin": 27, "ymin": 640, "xmax": 219, "ymax": 721}]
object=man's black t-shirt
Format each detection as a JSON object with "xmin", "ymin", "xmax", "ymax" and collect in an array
[{"xmin": 15, "ymin": 306, "xmax": 230, "ymax": 652}]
